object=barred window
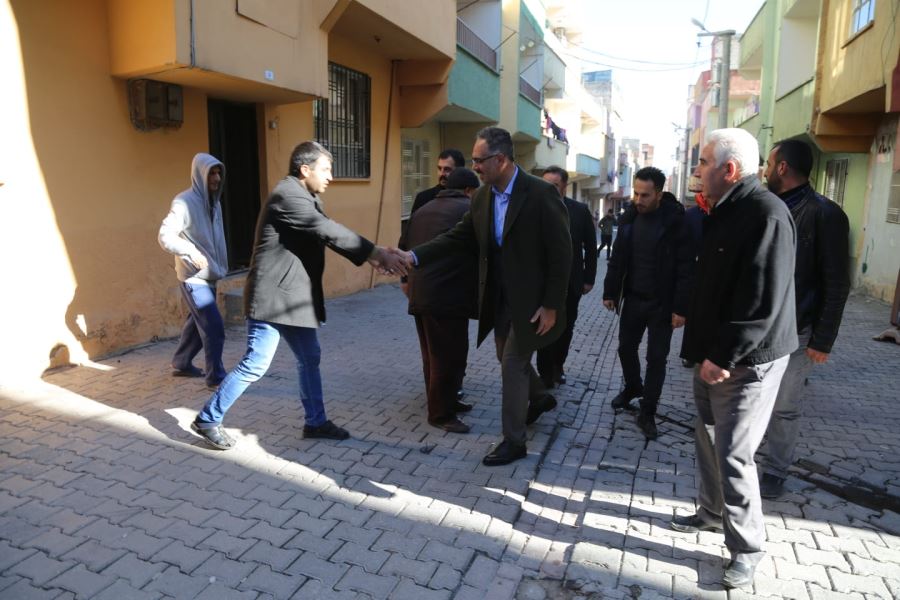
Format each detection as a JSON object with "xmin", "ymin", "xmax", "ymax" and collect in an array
[
  {"xmin": 824, "ymin": 158, "xmax": 849, "ymax": 207},
  {"xmin": 315, "ymin": 63, "xmax": 371, "ymax": 178},
  {"xmin": 401, "ymin": 137, "xmax": 431, "ymax": 219}
]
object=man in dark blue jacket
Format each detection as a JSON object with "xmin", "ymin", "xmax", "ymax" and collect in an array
[
  {"xmin": 758, "ymin": 139, "xmax": 850, "ymax": 499},
  {"xmin": 602, "ymin": 167, "xmax": 693, "ymax": 439}
]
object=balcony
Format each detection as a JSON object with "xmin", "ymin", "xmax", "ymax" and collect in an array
[
  {"xmin": 773, "ymin": 79, "xmax": 815, "ymax": 139},
  {"xmin": 576, "ymin": 153, "xmax": 601, "ymax": 178},
  {"xmin": 457, "ymin": 18, "xmax": 497, "ymax": 70},
  {"xmin": 739, "ymin": 2, "xmax": 766, "ymax": 77},
  {"xmin": 534, "ymin": 136, "xmax": 568, "ymax": 170},
  {"xmin": 519, "ymin": 77, "xmax": 541, "ymax": 106}
]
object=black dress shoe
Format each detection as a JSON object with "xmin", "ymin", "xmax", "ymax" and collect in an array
[
  {"xmin": 526, "ymin": 395, "xmax": 557, "ymax": 425},
  {"xmin": 191, "ymin": 420, "xmax": 235, "ymax": 450},
  {"xmin": 428, "ymin": 417, "xmax": 471, "ymax": 433},
  {"xmin": 637, "ymin": 413, "xmax": 658, "ymax": 440},
  {"xmin": 456, "ymin": 389, "xmax": 465, "ymax": 400},
  {"xmin": 610, "ymin": 388, "xmax": 642, "ymax": 411},
  {"xmin": 760, "ymin": 473, "xmax": 786, "ymax": 499},
  {"xmin": 722, "ymin": 559, "xmax": 756, "ymax": 588},
  {"xmin": 482, "ymin": 440, "xmax": 527, "ymax": 466},
  {"xmin": 173, "ymin": 365, "xmax": 204, "ymax": 378},
  {"xmin": 556, "ymin": 371, "xmax": 567, "ymax": 385},
  {"xmin": 452, "ymin": 401, "xmax": 473, "ymax": 413},
  {"xmin": 303, "ymin": 420, "xmax": 350, "ymax": 440},
  {"xmin": 670, "ymin": 512, "xmax": 723, "ymax": 533}
]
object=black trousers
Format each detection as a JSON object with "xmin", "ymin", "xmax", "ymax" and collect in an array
[
  {"xmin": 597, "ymin": 234, "xmax": 613, "ymax": 257},
  {"xmin": 536, "ymin": 289, "xmax": 580, "ymax": 384},
  {"xmin": 414, "ymin": 315, "xmax": 468, "ymax": 422},
  {"xmin": 617, "ymin": 295, "xmax": 673, "ymax": 415}
]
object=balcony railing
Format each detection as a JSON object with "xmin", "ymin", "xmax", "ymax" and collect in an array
[
  {"xmin": 457, "ymin": 18, "xmax": 497, "ymax": 70},
  {"xmin": 519, "ymin": 77, "xmax": 541, "ymax": 105}
]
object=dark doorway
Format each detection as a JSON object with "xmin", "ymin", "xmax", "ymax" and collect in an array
[{"xmin": 208, "ymin": 98, "xmax": 261, "ymax": 270}]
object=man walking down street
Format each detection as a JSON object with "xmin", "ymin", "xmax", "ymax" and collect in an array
[
  {"xmin": 536, "ymin": 166, "xmax": 597, "ymax": 389},
  {"xmin": 190, "ymin": 142, "xmax": 408, "ymax": 450},
  {"xmin": 405, "ymin": 168, "xmax": 480, "ymax": 433},
  {"xmin": 403, "ymin": 127, "xmax": 572, "ymax": 466},
  {"xmin": 602, "ymin": 167, "xmax": 692, "ymax": 440},
  {"xmin": 672, "ymin": 128, "xmax": 798, "ymax": 589},
  {"xmin": 759, "ymin": 139, "xmax": 851, "ymax": 499},
  {"xmin": 597, "ymin": 209, "xmax": 616, "ymax": 259},
  {"xmin": 159, "ymin": 153, "xmax": 229, "ymax": 389}
]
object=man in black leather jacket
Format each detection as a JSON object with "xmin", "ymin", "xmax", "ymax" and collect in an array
[
  {"xmin": 758, "ymin": 138, "xmax": 851, "ymax": 499},
  {"xmin": 602, "ymin": 168, "xmax": 693, "ymax": 439}
]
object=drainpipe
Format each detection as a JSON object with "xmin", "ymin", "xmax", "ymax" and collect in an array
[
  {"xmin": 369, "ymin": 60, "xmax": 399, "ymax": 288},
  {"xmin": 189, "ymin": 0, "xmax": 196, "ymax": 67}
]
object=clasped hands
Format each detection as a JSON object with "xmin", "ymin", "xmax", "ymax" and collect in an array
[{"xmin": 367, "ymin": 246, "xmax": 415, "ymax": 276}]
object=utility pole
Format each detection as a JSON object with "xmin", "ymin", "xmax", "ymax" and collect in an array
[
  {"xmin": 717, "ymin": 33, "xmax": 734, "ymax": 129},
  {"xmin": 692, "ymin": 19, "xmax": 736, "ymax": 130},
  {"xmin": 682, "ymin": 126, "xmax": 692, "ymax": 203}
]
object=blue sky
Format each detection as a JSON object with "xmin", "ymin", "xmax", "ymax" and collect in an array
[{"xmin": 556, "ymin": 0, "xmax": 766, "ymax": 173}]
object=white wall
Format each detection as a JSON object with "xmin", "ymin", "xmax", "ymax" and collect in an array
[{"xmin": 776, "ymin": 17, "xmax": 817, "ymax": 97}]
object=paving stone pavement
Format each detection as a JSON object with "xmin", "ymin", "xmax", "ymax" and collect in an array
[{"xmin": 2, "ymin": 260, "xmax": 899, "ymax": 599}]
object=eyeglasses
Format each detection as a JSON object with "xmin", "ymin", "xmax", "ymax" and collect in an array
[{"xmin": 470, "ymin": 153, "xmax": 499, "ymax": 165}]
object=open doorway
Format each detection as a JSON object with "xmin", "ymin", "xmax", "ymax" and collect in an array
[{"xmin": 207, "ymin": 98, "xmax": 261, "ymax": 270}]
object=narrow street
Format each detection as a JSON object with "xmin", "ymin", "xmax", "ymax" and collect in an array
[{"xmin": 1, "ymin": 261, "xmax": 898, "ymax": 599}]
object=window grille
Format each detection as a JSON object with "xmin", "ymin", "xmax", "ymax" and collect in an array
[
  {"xmin": 887, "ymin": 169, "xmax": 900, "ymax": 224},
  {"xmin": 824, "ymin": 158, "xmax": 849, "ymax": 207},
  {"xmin": 850, "ymin": 0, "xmax": 875, "ymax": 35},
  {"xmin": 401, "ymin": 138, "xmax": 431, "ymax": 219},
  {"xmin": 315, "ymin": 63, "xmax": 371, "ymax": 178}
]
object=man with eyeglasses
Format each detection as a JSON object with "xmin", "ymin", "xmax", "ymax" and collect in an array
[{"xmin": 398, "ymin": 127, "xmax": 572, "ymax": 466}]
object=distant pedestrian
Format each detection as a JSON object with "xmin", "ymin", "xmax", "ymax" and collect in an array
[
  {"xmin": 158, "ymin": 153, "xmax": 229, "ymax": 389},
  {"xmin": 537, "ymin": 166, "xmax": 597, "ymax": 389},
  {"xmin": 405, "ymin": 168, "xmax": 480, "ymax": 433},
  {"xmin": 758, "ymin": 139, "xmax": 851, "ymax": 499},
  {"xmin": 672, "ymin": 128, "xmax": 797, "ymax": 589},
  {"xmin": 602, "ymin": 168, "xmax": 692, "ymax": 440},
  {"xmin": 596, "ymin": 209, "xmax": 616, "ymax": 259},
  {"xmin": 190, "ymin": 142, "xmax": 408, "ymax": 450}
]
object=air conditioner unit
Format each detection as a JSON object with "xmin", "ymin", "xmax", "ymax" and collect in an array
[{"xmin": 128, "ymin": 79, "xmax": 183, "ymax": 132}]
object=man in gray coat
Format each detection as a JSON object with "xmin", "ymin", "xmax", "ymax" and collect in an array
[
  {"xmin": 190, "ymin": 142, "xmax": 407, "ymax": 450},
  {"xmin": 159, "ymin": 153, "xmax": 229, "ymax": 389}
]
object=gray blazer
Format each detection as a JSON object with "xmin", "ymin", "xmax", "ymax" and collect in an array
[{"xmin": 243, "ymin": 176, "xmax": 374, "ymax": 328}]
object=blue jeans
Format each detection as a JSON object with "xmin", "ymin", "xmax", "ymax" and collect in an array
[
  {"xmin": 172, "ymin": 282, "xmax": 226, "ymax": 387},
  {"xmin": 196, "ymin": 319, "xmax": 326, "ymax": 428}
]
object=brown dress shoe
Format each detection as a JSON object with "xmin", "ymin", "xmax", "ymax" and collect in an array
[{"xmin": 428, "ymin": 417, "xmax": 471, "ymax": 434}]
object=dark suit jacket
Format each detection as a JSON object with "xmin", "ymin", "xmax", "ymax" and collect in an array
[
  {"xmin": 413, "ymin": 168, "xmax": 572, "ymax": 352},
  {"xmin": 244, "ymin": 176, "xmax": 374, "ymax": 328},
  {"xmin": 564, "ymin": 197, "xmax": 598, "ymax": 296},
  {"xmin": 406, "ymin": 190, "xmax": 477, "ymax": 319}
]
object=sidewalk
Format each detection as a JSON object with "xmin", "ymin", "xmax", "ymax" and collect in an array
[{"xmin": 1, "ymin": 262, "xmax": 898, "ymax": 599}]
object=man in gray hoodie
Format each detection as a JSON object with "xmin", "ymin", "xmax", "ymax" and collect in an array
[{"xmin": 159, "ymin": 153, "xmax": 229, "ymax": 389}]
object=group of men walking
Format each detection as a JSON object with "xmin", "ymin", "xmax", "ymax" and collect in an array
[{"xmin": 158, "ymin": 125, "xmax": 850, "ymax": 590}]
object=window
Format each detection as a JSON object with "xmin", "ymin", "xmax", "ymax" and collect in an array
[
  {"xmin": 824, "ymin": 158, "xmax": 849, "ymax": 207},
  {"xmin": 850, "ymin": 0, "xmax": 875, "ymax": 35},
  {"xmin": 401, "ymin": 138, "xmax": 431, "ymax": 219},
  {"xmin": 314, "ymin": 63, "xmax": 370, "ymax": 178},
  {"xmin": 887, "ymin": 169, "xmax": 900, "ymax": 224}
]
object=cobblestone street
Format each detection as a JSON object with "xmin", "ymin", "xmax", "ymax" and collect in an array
[{"xmin": 2, "ymin": 261, "xmax": 899, "ymax": 599}]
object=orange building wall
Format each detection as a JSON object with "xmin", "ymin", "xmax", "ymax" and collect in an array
[{"xmin": 3, "ymin": 0, "xmax": 212, "ymax": 379}]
